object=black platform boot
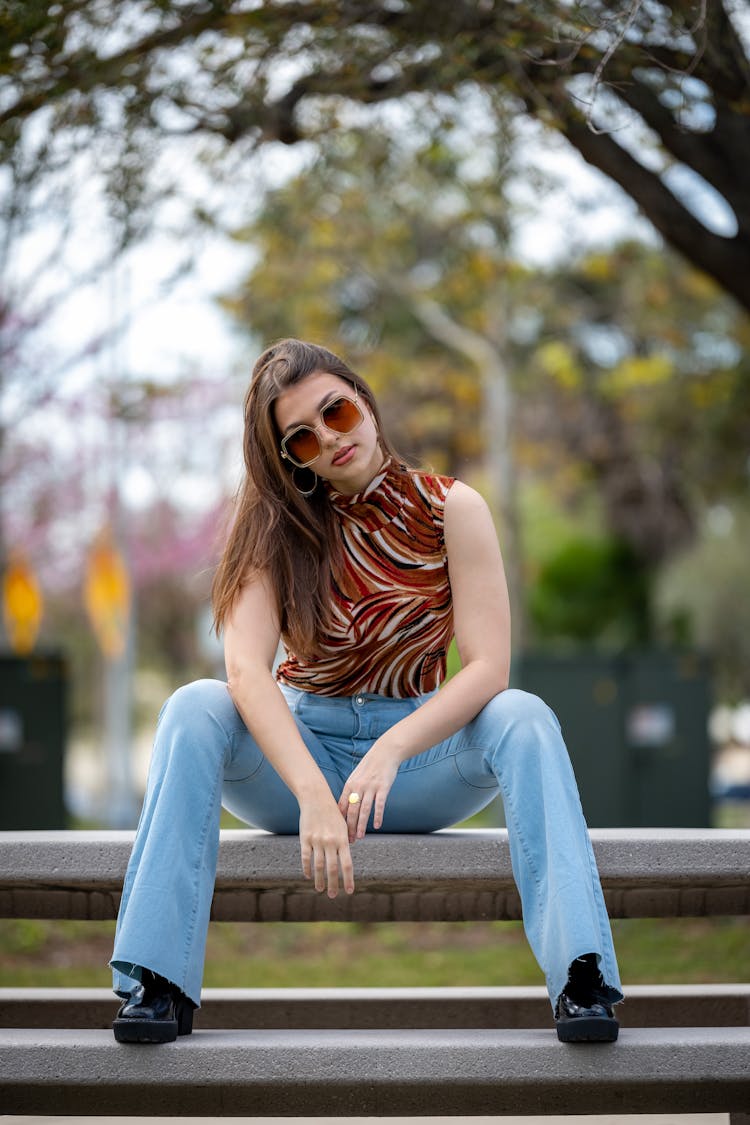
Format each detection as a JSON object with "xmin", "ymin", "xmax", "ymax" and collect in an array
[
  {"xmin": 555, "ymin": 953, "xmax": 619, "ymax": 1043},
  {"xmin": 113, "ymin": 969, "xmax": 194, "ymax": 1044}
]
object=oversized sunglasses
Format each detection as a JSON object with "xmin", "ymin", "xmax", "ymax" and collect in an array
[{"xmin": 279, "ymin": 391, "xmax": 364, "ymax": 468}]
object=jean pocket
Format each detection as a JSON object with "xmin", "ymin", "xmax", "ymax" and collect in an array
[
  {"xmin": 452, "ymin": 748, "xmax": 497, "ymax": 789},
  {"xmin": 278, "ymin": 684, "xmax": 304, "ymax": 714}
]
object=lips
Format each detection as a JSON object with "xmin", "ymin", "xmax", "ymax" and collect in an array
[{"xmin": 332, "ymin": 445, "xmax": 355, "ymax": 466}]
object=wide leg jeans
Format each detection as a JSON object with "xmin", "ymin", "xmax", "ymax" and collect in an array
[{"xmin": 111, "ymin": 681, "xmax": 623, "ymax": 1011}]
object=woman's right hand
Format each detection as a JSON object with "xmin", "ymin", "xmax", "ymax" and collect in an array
[
  {"xmin": 223, "ymin": 575, "xmax": 355, "ymax": 899},
  {"xmin": 299, "ymin": 796, "xmax": 355, "ymax": 898}
]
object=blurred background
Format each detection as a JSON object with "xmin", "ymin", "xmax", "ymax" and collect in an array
[{"xmin": 0, "ymin": 1, "xmax": 748, "ymax": 989}]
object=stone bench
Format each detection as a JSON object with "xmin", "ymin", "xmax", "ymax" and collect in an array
[
  {"xmin": 1, "ymin": 827, "xmax": 749, "ymax": 1118},
  {"xmin": 2, "ymin": 1025, "xmax": 749, "ymax": 1116},
  {"xmin": 2, "ymin": 982, "xmax": 749, "ymax": 1030},
  {"xmin": 2, "ymin": 826, "xmax": 748, "ymax": 920}
]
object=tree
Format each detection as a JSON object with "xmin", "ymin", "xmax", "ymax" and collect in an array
[
  {"xmin": 222, "ymin": 122, "xmax": 750, "ymax": 651},
  {"xmin": 516, "ymin": 238, "xmax": 750, "ymax": 640},
  {"xmin": 522, "ymin": 241, "xmax": 750, "ymax": 554},
  {"xmin": 222, "ymin": 119, "xmax": 533, "ymax": 637},
  {"xmin": 224, "ymin": 123, "xmax": 750, "ymax": 642},
  {"xmin": 656, "ymin": 501, "xmax": 750, "ymax": 698},
  {"xmin": 528, "ymin": 536, "xmax": 651, "ymax": 646},
  {"xmin": 2, "ymin": 2, "xmax": 749, "ymax": 309}
]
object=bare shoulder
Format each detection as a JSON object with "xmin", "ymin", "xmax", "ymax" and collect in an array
[
  {"xmin": 443, "ymin": 481, "xmax": 501, "ymax": 564},
  {"xmin": 444, "ymin": 480, "xmax": 493, "ymax": 527}
]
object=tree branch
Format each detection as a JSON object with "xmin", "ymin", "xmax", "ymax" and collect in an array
[
  {"xmin": 556, "ymin": 100, "xmax": 750, "ymax": 310},
  {"xmin": 0, "ymin": 1, "xmax": 241, "ymax": 130},
  {"xmin": 390, "ymin": 285, "xmax": 525, "ymax": 643},
  {"xmin": 613, "ymin": 77, "xmax": 750, "ymax": 226}
]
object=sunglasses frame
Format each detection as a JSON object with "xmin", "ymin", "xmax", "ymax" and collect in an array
[{"xmin": 279, "ymin": 389, "xmax": 364, "ymax": 469}]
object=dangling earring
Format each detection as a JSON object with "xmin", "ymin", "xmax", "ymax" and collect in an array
[{"xmin": 292, "ymin": 466, "xmax": 318, "ymax": 497}]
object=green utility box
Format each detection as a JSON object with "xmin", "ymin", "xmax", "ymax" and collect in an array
[
  {"xmin": 514, "ymin": 650, "xmax": 711, "ymax": 827},
  {"xmin": 0, "ymin": 653, "xmax": 67, "ymax": 829}
]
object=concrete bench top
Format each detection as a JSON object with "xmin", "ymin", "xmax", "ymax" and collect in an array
[
  {"xmin": 1, "ymin": 827, "xmax": 748, "ymax": 921},
  {"xmin": 2, "ymin": 1026, "xmax": 749, "ymax": 1116}
]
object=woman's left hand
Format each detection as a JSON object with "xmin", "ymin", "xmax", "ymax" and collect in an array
[{"xmin": 338, "ymin": 740, "xmax": 401, "ymax": 842}]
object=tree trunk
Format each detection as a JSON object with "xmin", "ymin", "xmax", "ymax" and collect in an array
[{"xmin": 407, "ymin": 294, "xmax": 526, "ymax": 651}]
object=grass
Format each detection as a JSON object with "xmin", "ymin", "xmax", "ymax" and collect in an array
[
  {"xmin": 3, "ymin": 803, "xmax": 748, "ymax": 991},
  {"xmin": 1, "ymin": 914, "xmax": 747, "ymax": 990}
]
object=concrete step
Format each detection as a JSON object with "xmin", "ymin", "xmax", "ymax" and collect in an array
[
  {"xmin": 1, "ymin": 984, "xmax": 748, "ymax": 1030},
  {"xmin": 2, "ymin": 828, "xmax": 749, "ymax": 921},
  {"xmin": 2, "ymin": 1026, "xmax": 749, "ymax": 1116}
]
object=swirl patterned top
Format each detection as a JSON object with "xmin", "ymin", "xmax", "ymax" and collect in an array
[{"xmin": 276, "ymin": 460, "xmax": 456, "ymax": 698}]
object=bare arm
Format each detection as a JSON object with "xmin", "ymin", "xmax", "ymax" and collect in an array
[
  {"xmin": 340, "ymin": 481, "xmax": 511, "ymax": 838},
  {"xmin": 223, "ymin": 572, "xmax": 354, "ymax": 897}
]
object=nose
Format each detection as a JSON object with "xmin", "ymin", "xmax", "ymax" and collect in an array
[{"xmin": 317, "ymin": 424, "xmax": 339, "ymax": 448}]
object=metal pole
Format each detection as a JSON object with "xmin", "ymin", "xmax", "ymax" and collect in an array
[{"xmin": 102, "ymin": 258, "xmax": 138, "ymax": 828}]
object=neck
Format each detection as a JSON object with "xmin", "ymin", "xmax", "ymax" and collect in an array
[{"xmin": 328, "ymin": 452, "xmax": 390, "ymax": 497}]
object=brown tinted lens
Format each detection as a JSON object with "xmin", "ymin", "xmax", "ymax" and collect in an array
[
  {"xmin": 321, "ymin": 396, "xmax": 362, "ymax": 433},
  {"xmin": 285, "ymin": 427, "xmax": 321, "ymax": 465}
]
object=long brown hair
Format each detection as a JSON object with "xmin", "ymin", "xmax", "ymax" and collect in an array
[{"xmin": 212, "ymin": 338, "xmax": 403, "ymax": 657}]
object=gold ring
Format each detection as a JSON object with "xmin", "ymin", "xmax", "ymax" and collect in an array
[{"xmin": 348, "ymin": 792, "xmax": 360, "ymax": 805}]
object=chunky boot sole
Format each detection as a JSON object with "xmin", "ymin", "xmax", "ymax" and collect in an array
[
  {"xmin": 113, "ymin": 997, "xmax": 194, "ymax": 1044},
  {"xmin": 556, "ymin": 1013, "xmax": 619, "ymax": 1043},
  {"xmin": 113, "ymin": 1014, "xmax": 178, "ymax": 1043}
]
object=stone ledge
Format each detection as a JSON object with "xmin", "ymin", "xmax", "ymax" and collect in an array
[
  {"xmin": 2, "ymin": 1026, "xmax": 749, "ymax": 1115},
  {"xmin": 1, "ymin": 828, "xmax": 748, "ymax": 920},
  {"xmin": 1, "ymin": 984, "xmax": 748, "ymax": 1030}
]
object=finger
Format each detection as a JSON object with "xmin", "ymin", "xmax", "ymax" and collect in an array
[
  {"xmin": 313, "ymin": 845, "xmax": 326, "ymax": 893},
  {"xmin": 301, "ymin": 839, "xmax": 312, "ymax": 880},
  {"xmin": 356, "ymin": 793, "xmax": 375, "ymax": 839},
  {"xmin": 339, "ymin": 841, "xmax": 355, "ymax": 895},
  {"xmin": 373, "ymin": 789, "xmax": 388, "ymax": 830},
  {"xmin": 344, "ymin": 789, "xmax": 363, "ymax": 835},
  {"xmin": 325, "ymin": 845, "xmax": 340, "ymax": 899},
  {"xmin": 346, "ymin": 796, "xmax": 361, "ymax": 842},
  {"xmin": 339, "ymin": 779, "xmax": 360, "ymax": 816}
]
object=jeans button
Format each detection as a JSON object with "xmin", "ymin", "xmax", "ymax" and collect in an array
[{"xmin": 355, "ymin": 695, "xmax": 365, "ymax": 706}]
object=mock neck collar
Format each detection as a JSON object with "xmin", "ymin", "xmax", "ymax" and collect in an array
[{"xmin": 325, "ymin": 457, "xmax": 405, "ymax": 530}]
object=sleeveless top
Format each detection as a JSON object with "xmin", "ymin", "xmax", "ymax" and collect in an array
[{"xmin": 276, "ymin": 460, "xmax": 456, "ymax": 698}]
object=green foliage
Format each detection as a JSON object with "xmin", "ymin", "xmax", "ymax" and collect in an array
[
  {"xmin": 223, "ymin": 125, "xmax": 750, "ymax": 678},
  {"xmin": 656, "ymin": 502, "xmax": 750, "ymax": 700},
  {"xmin": 1, "ymin": 915, "xmax": 748, "ymax": 989},
  {"xmin": 519, "ymin": 240, "xmax": 750, "ymax": 572},
  {"xmin": 220, "ymin": 117, "xmax": 513, "ymax": 474},
  {"xmin": 528, "ymin": 536, "xmax": 651, "ymax": 645},
  {"xmin": 5, "ymin": 10, "xmax": 748, "ymax": 697}
]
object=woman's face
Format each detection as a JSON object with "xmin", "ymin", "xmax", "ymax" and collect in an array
[{"xmin": 273, "ymin": 371, "xmax": 383, "ymax": 496}]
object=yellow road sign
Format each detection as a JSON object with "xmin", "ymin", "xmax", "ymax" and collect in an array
[
  {"xmin": 3, "ymin": 553, "xmax": 43, "ymax": 655},
  {"xmin": 85, "ymin": 531, "xmax": 131, "ymax": 659}
]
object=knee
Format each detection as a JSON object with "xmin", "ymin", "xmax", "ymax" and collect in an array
[
  {"xmin": 151, "ymin": 679, "xmax": 241, "ymax": 778},
  {"xmin": 158, "ymin": 678, "xmax": 236, "ymax": 741},
  {"xmin": 481, "ymin": 688, "xmax": 559, "ymax": 731},
  {"xmin": 476, "ymin": 689, "xmax": 563, "ymax": 773}
]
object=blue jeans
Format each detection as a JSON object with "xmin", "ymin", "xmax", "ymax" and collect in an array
[{"xmin": 111, "ymin": 681, "xmax": 623, "ymax": 1011}]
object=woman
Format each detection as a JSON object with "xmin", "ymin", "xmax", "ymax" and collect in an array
[{"xmin": 111, "ymin": 338, "xmax": 623, "ymax": 1045}]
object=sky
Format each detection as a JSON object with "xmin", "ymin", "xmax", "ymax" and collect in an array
[
  {"xmin": 4, "ymin": 6, "xmax": 745, "ymax": 561},
  {"xmin": 0, "ymin": 117, "xmax": 650, "ymax": 548},
  {"xmin": 5, "ymin": 86, "xmax": 732, "ymax": 563},
  {"xmin": 31, "ymin": 109, "xmax": 733, "ymax": 419},
  {"xmin": 13, "ymin": 118, "xmax": 656, "ymax": 401}
]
